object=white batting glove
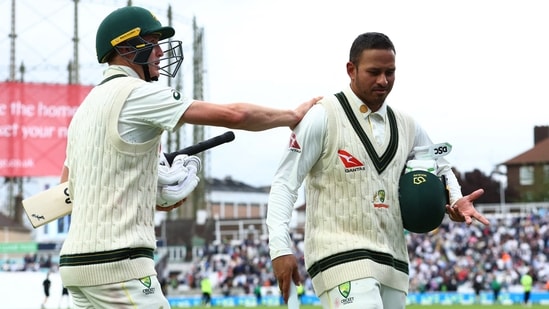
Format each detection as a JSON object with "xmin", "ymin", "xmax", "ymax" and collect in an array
[
  {"xmin": 405, "ymin": 159, "xmax": 437, "ymax": 174},
  {"xmin": 158, "ymin": 153, "xmax": 188, "ymax": 186},
  {"xmin": 156, "ymin": 154, "xmax": 202, "ymax": 207},
  {"xmin": 405, "ymin": 143, "xmax": 452, "ymax": 175}
]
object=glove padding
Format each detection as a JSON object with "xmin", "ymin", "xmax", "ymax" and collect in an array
[
  {"xmin": 405, "ymin": 159, "xmax": 437, "ymax": 174},
  {"xmin": 157, "ymin": 153, "xmax": 202, "ymax": 207}
]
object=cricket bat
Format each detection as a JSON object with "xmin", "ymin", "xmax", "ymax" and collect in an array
[
  {"xmin": 288, "ymin": 281, "xmax": 300, "ymax": 309},
  {"xmin": 23, "ymin": 131, "xmax": 235, "ymax": 228}
]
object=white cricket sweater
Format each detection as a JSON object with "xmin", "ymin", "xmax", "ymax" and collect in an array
[
  {"xmin": 304, "ymin": 89, "xmax": 416, "ymax": 295},
  {"xmin": 59, "ymin": 75, "xmax": 160, "ymax": 286}
]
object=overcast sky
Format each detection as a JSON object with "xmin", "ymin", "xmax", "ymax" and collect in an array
[{"xmin": 1, "ymin": 0, "xmax": 548, "ymax": 189}]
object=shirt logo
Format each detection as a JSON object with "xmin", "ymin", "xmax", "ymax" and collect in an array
[
  {"xmin": 139, "ymin": 276, "xmax": 156, "ymax": 295},
  {"xmin": 338, "ymin": 281, "xmax": 354, "ymax": 305},
  {"xmin": 338, "ymin": 150, "xmax": 365, "ymax": 172},
  {"xmin": 338, "ymin": 281, "xmax": 351, "ymax": 298},
  {"xmin": 412, "ymin": 173, "xmax": 428, "ymax": 185},
  {"xmin": 139, "ymin": 276, "xmax": 152, "ymax": 288},
  {"xmin": 172, "ymin": 90, "xmax": 181, "ymax": 100},
  {"xmin": 373, "ymin": 189, "xmax": 389, "ymax": 208},
  {"xmin": 288, "ymin": 132, "xmax": 301, "ymax": 153}
]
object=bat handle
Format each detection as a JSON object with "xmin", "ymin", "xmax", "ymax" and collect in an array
[{"xmin": 287, "ymin": 282, "xmax": 300, "ymax": 309}]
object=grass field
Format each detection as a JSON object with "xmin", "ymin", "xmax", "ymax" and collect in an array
[{"xmin": 172, "ymin": 305, "xmax": 543, "ymax": 309}]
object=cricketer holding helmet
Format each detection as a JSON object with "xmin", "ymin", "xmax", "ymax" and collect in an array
[
  {"xmin": 266, "ymin": 32, "xmax": 490, "ymax": 308},
  {"xmin": 59, "ymin": 6, "xmax": 319, "ymax": 308}
]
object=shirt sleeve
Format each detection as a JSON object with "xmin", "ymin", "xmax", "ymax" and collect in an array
[
  {"xmin": 267, "ymin": 104, "xmax": 327, "ymax": 259},
  {"xmin": 118, "ymin": 82, "xmax": 192, "ymax": 143},
  {"xmin": 413, "ymin": 123, "xmax": 463, "ymax": 205}
]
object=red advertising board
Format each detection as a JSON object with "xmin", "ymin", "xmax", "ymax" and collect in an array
[{"xmin": 0, "ymin": 82, "xmax": 93, "ymax": 177}]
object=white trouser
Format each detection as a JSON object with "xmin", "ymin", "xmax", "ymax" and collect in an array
[
  {"xmin": 319, "ymin": 277, "xmax": 406, "ymax": 309},
  {"xmin": 66, "ymin": 276, "xmax": 170, "ymax": 309}
]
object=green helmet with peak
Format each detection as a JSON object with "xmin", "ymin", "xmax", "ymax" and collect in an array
[
  {"xmin": 95, "ymin": 6, "xmax": 175, "ymax": 63},
  {"xmin": 398, "ymin": 171, "xmax": 448, "ymax": 233}
]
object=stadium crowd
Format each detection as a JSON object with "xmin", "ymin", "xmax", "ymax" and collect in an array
[
  {"xmin": 4, "ymin": 210, "xmax": 548, "ymax": 297},
  {"xmin": 180, "ymin": 210, "xmax": 549, "ymax": 296}
]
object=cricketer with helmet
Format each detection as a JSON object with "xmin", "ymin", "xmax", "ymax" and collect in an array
[{"xmin": 58, "ymin": 5, "xmax": 320, "ymax": 308}]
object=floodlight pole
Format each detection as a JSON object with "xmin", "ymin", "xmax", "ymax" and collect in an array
[
  {"xmin": 72, "ymin": 0, "xmax": 80, "ymax": 85},
  {"xmin": 490, "ymin": 165, "xmax": 507, "ymax": 214}
]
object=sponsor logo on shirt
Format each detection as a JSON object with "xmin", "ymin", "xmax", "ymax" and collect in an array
[
  {"xmin": 288, "ymin": 132, "xmax": 301, "ymax": 153},
  {"xmin": 338, "ymin": 150, "xmax": 365, "ymax": 172},
  {"xmin": 172, "ymin": 89, "xmax": 181, "ymax": 100}
]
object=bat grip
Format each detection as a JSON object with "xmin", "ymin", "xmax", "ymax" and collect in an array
[{"xmin": 164, "ymin": 131, "xmax": 235, "ymax": 165}]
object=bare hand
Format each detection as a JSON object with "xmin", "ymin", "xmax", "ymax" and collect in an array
[
  {"xmin": 445, "ymin": 189, "xmax": 489, "ymax": 225},
  {"xmin": 290, "ymin": 96, "xmax": 322, "ymax": 130},
  {"xmin": 156, "ymin": 198, "xmax": 185, "ymax": 212},
  {"xmin": 272, "ymin": 254, "xmax": 301, "ymax": 304}
]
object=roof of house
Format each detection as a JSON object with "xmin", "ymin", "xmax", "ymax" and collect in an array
[
  {"xmin": 504, "ymin": 137, "xmax": 549, "ymax": 165},
  {"xmin": 208, "ymin": 176, "xmax": 269, "ymax": 193}
]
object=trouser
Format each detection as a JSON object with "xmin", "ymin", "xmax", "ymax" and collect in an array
[
  {"xmin": 524, "ymin": 290, "xmax": 531, "ymax": 304},
  {"xmin": 319, "ymin": 277, "xmax": 406, "ymax": 309},
  {"xmin": 66, "ymin": 276, "xmax": 170, "ymax": 309},
  {"xmin": 202, "ymin": 292, "xmax": 211, "ymax": 304}
]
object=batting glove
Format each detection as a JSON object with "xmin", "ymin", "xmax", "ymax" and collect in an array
[
  {"xmin": 405, "ymin": 159, "xmax": 437, "ymax": 174},
  {"xmin": 156, "ymin": 154, "xmax": 202, "ymax": 207},
  {"xmin": 158, "ymin": 153, "xmax": 187, "ymax": 185}
]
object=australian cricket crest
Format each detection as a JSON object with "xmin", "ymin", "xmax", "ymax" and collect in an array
[
  {"xmin": 374, "ymin": 190, "xmax": 385, "ymax": 203},
  {"xmin": 338, "ymin": 281, "xmax": 354, "ymax": 304},
  {"xmin": 373, "ymin": 189, "xmax": 389, "ymax": 208},
  {"xmin": 139, "ymin": 276, "xmax": 156, "ymax": 295},
  {"xmin": 338, "ymin": 281, "xmax": 351, "ymax": 298}
]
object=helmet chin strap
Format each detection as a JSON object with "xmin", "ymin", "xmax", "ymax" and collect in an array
[
  {"xmin": 129, "ymin": 40, "xmax": 157, "ymax": 82},
  {"xmin": 141, "ymin": 64, "xmax": 158, "ymax": 82}
]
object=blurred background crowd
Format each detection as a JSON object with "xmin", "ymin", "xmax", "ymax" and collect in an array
[
  {"xmin": 4, "ymin": 211, "xmax": 548, "ymax": 298},
  {"xmin": 173, "ymin": 211, "xmax": 549, "ymax": 297}
]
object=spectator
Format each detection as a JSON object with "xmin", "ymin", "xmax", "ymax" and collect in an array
[
  {"xmin": 41, "ymin": 272, "xmax": 51, "ymax": 309},
  {"xmin": 254, "ymin": 283, "xmax": 262, "ymax": 305},
  {"xmin": 521, "ymin": 269, "xmax": 534, "ymax": 306},
  {"xmin": 472, "ymin": 271, "xmax": 484, "ymax": 303},
  {"xmin": 490, "ymin": 274, "xmax": 502, "ymax": 304},
  {"xmin": 201, "ymin": 276, "xmax": 212, "ymax": 307}
]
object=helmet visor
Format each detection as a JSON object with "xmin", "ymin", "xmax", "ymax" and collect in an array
[{"xmin": 116, "ymin": 38, "xmax": 184, "ymax": 79}]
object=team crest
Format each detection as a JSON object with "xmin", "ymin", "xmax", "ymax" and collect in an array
[
  {"xmin": 139, "ymin": 276, "xmax": 156, "ymax": 295},
  {"xmin": 338, "ymin": 281, "xmax": 351, "ymax": 298},
  {"xmin": 373, "ymin": 189, "xmax": 389, "ymax": 208},
  {"xmin": 139, "ymin": 276, "xmax": 152, "ymax": 288},
  {"xmin": 375, "ymin": 190, "xmax": 385, "ymax": 203}
]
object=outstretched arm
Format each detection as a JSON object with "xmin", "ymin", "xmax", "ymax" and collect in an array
[{"xmin": 179, "ymin": 97, "xmax": 322, "ymax": 131}]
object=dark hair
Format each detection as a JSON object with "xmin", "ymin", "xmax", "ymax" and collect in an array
[{"xmin": 349, "ymin": 32, "xmax": 395, "ymax": 65}]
